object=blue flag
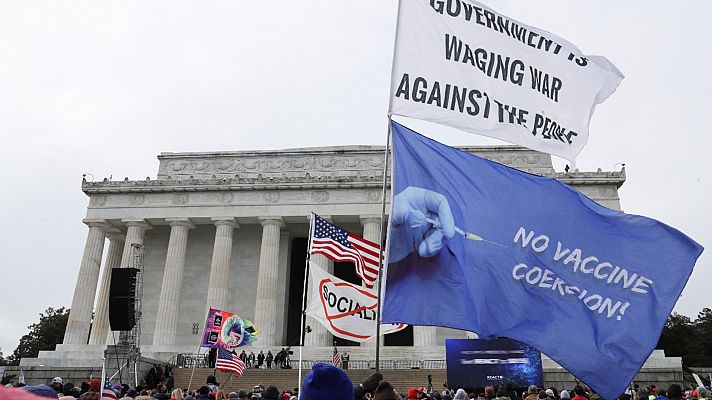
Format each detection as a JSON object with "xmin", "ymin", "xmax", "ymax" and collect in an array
[{"xmin": 383, "ymin": 121, "xmax": 703, "ymax": 400}]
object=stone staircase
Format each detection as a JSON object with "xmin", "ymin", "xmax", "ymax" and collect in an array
[{"xmin": 172, "ymin": 367, "xmax": 447, "ymax": 394}]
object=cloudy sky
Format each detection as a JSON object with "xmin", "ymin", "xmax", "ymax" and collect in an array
[{"xmin": 0, "ymin": 1, "xmax": 709, "ymax": 354}]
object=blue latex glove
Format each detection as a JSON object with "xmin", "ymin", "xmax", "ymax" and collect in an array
[{"xmin": 389, "ymin": 186, "xmax": 456, "ymax": 263}]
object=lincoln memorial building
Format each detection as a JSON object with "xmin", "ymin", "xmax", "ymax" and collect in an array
[{"xmin": 22, "ymin": 144, "xmax": 632, "ymax": 368}]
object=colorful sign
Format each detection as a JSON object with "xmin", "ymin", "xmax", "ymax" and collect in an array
[
  {"xmin": 201, "ymin": 308, "xmax": 258, "ymax": 349},
  {"xmin": 305, "ymin": 266, "xmax": 406, "ymax": 342}
]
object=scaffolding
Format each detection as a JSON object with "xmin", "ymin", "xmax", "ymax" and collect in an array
[{"xmin": 106, "ymin": 243, "xmax": 144, "ymax": 387}]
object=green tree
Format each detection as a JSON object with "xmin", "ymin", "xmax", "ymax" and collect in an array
[
  {"xmin": 657, "ymin": 312, "xmax": 696, "ymax": 362},
  {"xmin": 10, "ymin": 307, "xmax": 69, "ymax": 364},
  {"xmin": 691, "ymin": 307, "xmax": 712, "ymax": 366}
]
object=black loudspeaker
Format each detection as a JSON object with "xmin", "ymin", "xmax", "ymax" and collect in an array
[{"xmin": 109, "ymin": 268, "xmax": 139, "ymax": 331}]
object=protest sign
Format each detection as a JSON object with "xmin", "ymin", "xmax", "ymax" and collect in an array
[{"xmin": 390, "ymin": 0, "xmax": 624, "ymax": 163}]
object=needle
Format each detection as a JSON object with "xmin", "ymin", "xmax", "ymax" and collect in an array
[{"xmin": 425, "ymin": 218, "xmax": 508, "ymax": 248}]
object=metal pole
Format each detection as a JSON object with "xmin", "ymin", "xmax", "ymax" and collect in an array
[
  {"xmin": 375, "ymin": 0, "xmax": 403, "ymax": 373},
  {"xmin": 374, "ymin": 118, "xmax": 392, "ymax": 374},
  {"xmin": 298, "ymin": 214, "xmax": 315, "ymax": 395}
]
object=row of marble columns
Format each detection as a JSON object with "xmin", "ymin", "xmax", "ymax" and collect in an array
[{"xmin": 63, "ymin": 215, "xmax": 437, "ymax": 348}]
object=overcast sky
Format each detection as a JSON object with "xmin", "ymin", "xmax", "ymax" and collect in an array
[{"xmin": 0, "ymin": 1, "xmax": 710, "ymax": 355}]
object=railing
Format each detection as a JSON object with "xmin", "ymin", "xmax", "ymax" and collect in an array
[
  {"xmin": 175, "ymin": 353, "xmax": 211, "ymax": 368},
  {"xmin": 174, "ymin": 354, "xmax": 446, "ymax": 370}
]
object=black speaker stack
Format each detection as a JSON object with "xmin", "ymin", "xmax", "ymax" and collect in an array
[{"xmin": 109, "ymin": 268, "xmax": 139, "ymax": 331}]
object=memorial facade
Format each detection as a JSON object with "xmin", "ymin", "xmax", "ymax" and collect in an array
[{"xmin": 22, "ymin": 144, "xmax": 631, "ymax": 368}]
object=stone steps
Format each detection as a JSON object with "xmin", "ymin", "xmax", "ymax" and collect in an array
[{"xmin": 172, "ymin": 367, "xmax": 446, "ymax": 394}]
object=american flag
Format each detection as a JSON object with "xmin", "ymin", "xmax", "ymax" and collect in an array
[
  {"xmin": 309, "ymin": 213, "xmax": 382, "ymax": 288},
  {"xmin": 332, "ymin": 349, "xmax": 342, "ymax": 367},
  {"xmin": 101, "ymin": 374, "xmax": 117, "ymax": 400},
  {"xmin": 216, "ymin": 347, "xmax": 246, "ymax": 376}
]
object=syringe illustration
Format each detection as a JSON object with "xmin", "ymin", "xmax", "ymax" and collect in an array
[{"xmin": 426, "ymin": 218, "xmax": 507, "ymax": 248}]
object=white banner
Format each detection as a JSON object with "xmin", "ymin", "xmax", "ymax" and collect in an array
[
  {"xmin": 305, "ymin": 266, "xmax": 406, "ymax": 342},
  {"xmin": 389, "ymin": 0, "xmax": 624, "ymax": 164}
]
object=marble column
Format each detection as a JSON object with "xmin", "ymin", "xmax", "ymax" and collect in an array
[
  {"xmin": 205, "ymin": 217, "xmax": 238, "ymax": 313},
  {"xmin": 88, "ymin": 232, "xmax": 125, "ymax": 345},
  {"xmin": 413, "ymin": 326, "xmax": 438, "ymax": 346},
  {"xmin": 360, "ymin": 215, "xmax": 384, "ymax": 348},
  {"xmin": 253, "ymin": 217, "xmax": 284, "ymax": 347},
  {"xmin": 63, "ymin": 219, "xmax": 109, "ymax": 345},
  {"xmin": 305, "ymin": 253, "xmax": 333, "ymax": 347},
  {"xmin": 119, "ymin": 220, "xmax": 152, "ymax": 269},
  {"xmin": 153, "ymin": 218, "xmax": 195, "ymax": 346}
]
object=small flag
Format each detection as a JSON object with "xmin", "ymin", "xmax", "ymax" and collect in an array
[
  {"xmin": 332, "ymin": 348, "xmax": 342, "ymax": 367},
  {"xmin": 101, "ymin": 374, "xmax": 117, "ymax": 400},
  {"xmin": 216, "ymin": 347, "xmax": 247, "ymax": 376},
  {"xmin": 310, "ymin": 213, "xmax": 382, "ymax": 288}
]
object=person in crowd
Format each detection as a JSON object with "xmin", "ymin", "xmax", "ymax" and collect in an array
[
  {"xmin": 266, "ymin": 351, "xmax": 274, "ymax": 369},
  {"xmin": 195, "ymin": 386, "xmax": 211, "ymax": 400},
  {"xmin": 697, "ymin": 388, "xmax": 708, "ymax": 400},
  {"xmin": 299, "ymin": 363, "xmax": 351, "ymax": 400},
  {"xmin": 81, "ymin": 382, "xmax": 101, "ymax": 400},
  {"xmin": 560, "ymin": 391, "xmax": 570, "ymax": 400},
  {"xmin": 342, "ymin": 353, "xmax": 349, "ymax": 370},
  {"xmin": 407, "ymin": 388, "xmax": 419, "ymax": 400},
  {"xmin": 649, "ymin": 387, "xmax": 658, "ymax": 400},
  {"xmin": 165, "ymin": 367, "xmax": 174, "ymax": 392},
  {"xmin": 374, "ymin": 381, "xmax": 399, "ymax": 400},
  {"xmin": 248, "ymin": 352, "xmax": 256, "ymax": 368},
  {"xmin": 215, "ymin": 391, "xmax": 227, "ymax": 400},
  {"xmin": 655, "ymin": 390, "xmax": 669, "ymax": 400},
  {"xmin": 239, "ymin": 350, "xmax": 248, "ymax": 364},
  {"xmin": 236, "ymin": 390, "xmax": 249, "ymax": 400},
  {"xmin": 257, "ymin": 351, "xmax": 265, "ymax": 369},
  {"xmin": 453, "ymin": 389, "xmax": 468, "ymax": 400},
  {"xmin": 667, "ymin": 385, "xmax": 682, "ymax": 400},
  {"xmin": 59, "ymin": 382, "xmax": 78, "ymax": 400},
  {"xmin": 50, "ymin": 377, "xmax": 64, "ymax": 394},
  {"xmin": 524, "ymin": 386, "xmax": 540, "ymax": 400},
  {"xmin": 122, "ymin": 389, "xmax": 139, "ymax": 400},
  {"xmin": 208, "ymin": 348, "xmax": 217, "ymax": 369},
  {"xmin": 484, "ymin": 387, "xmax": 495, "ymax": 400},
  {"xmin": 261, "ymin": 386, "xmax": 280, "ymax": 400},
  {"xmin": 156, "ymin": 365, "xmax": 165, "ymax": 384},
  {"xmin": 571, "ymin": 387, "xmax": 589, "ymax": 400},
  {"xmin": 154, "ymin": 384, "xmax": 170, "ymax": 400},
  {"xmin": 205, "ymin": 376, "xmax": 219, "ymax": 392},
  {"xmin": 146, "ymin": 366, "xmax": 158, "ymax": 390},
  {"xmin": 495, "ymin": 388, "xmax": 510, "ymax": 400},
  {"xmin": 171, "ymin": 388, "xmax": 184, "ymax": 400}
]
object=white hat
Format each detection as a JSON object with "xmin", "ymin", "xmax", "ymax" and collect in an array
[
  {"xmin": 546, "ymin": 389, "xmax": 555, "ymax": 397},
  {"xmin": 52, "ymin": 377, "xmax": 63, "ymax": 384}
]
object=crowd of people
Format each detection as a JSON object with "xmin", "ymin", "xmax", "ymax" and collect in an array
[
  {"xmin": 206, "ymin": 348, "xmax": 292, "ymax": 370},
  {"xmin": 2, "ymin": 366, "xmax": 710, "ymax": 400}
]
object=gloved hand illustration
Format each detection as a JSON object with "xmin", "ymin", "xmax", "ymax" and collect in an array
[{"xmin": 389, "ymin": 186, "xmax": 455, "ymax": 263}]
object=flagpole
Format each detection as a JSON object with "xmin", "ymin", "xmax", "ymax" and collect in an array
[
  {"xmin": 375, "ymin": 0, "xmax": 403, "ymax": 374},
  {"xmin": 298, "ymin": 214, "xmax": 315, "ymax": 395},
  {"xmin": 187, "ymin": 346, "xmax": 205, "ymax": 392},
  {"xmin": 374, "ymin": 118, "xmax": 392, "ymax": 374},
  {"xmin": 101, "ymin": 356, "xmax": 106, "ymax": 387},
  {"xmin": 219, "ymin": 372, "xmax": 233, "ymax": 391}
]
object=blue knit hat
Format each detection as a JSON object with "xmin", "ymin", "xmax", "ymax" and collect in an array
[
  {"xmin": 22, "ymin": 385, "xmax": 61, "ymax": 398},
  {"xmin": 301, "ymin": 363, "xmax": 352, "ymax": 400}
]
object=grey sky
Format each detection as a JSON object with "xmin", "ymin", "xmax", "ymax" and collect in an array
[{"xmin": 0, "ymin": 1, "xmax": 709, "ymax": 354}]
